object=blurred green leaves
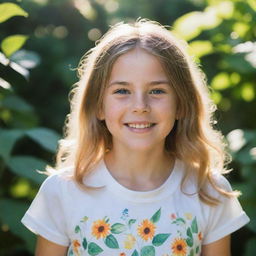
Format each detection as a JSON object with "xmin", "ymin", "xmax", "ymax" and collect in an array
[
  {"xmin": 1, "ymin": 35, "xmax": 28, "ymax": 58},
  {"xmin": 7, "ymin": 156, "xmax": 47, "ymax": 184},
  {"xmin": 0, "ymin": 199, "xmax": 36, "ymax": 251},
  {"xmin": 0, "ymin": 129, "xmax": 24, "ymax": 160},
  {"xmin": 25, "ymin": 127, "xmax": 61, "ymax": 152},
  {"xmin": 211, "ymin": 72, "xmax": 230, "ymax": 90},
  {"xmin": 0, "ymin": 127, "xmax": 61, "ymax": 161},
  {"xmin": 173, "ymin": 0, "xmax": 256, "ymax": 109},
  {"xmin": 0, "ymin": 3, "xmax": 28, "ymax": 23},
  {"xmin": 189, "ymin": 40, "xmax": 213, "ymax": 59},
  {"xmin": 0, "ymin": 1, "xmax": 59, "ymax": 253},
  {"xmin": 173, "ymin": 1, "xmax": 234, "ymax": 41},
  {"xmin": 0, "ymin": 3, "xmax": 29, "ymax": 58},
  {"xmin": 227, "ymin": 129, "xmax": 256, "ymax": 251},
  {"xmin": 1, "ymin": 95, "xmax": 34, "ymax": 113}
]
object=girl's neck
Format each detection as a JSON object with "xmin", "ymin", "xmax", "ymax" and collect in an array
[{"xmin": 104, "ymin": 146, "xmax": 174, "ymax": 191}]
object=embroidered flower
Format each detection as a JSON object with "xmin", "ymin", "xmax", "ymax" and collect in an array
[
  {"xmin": 91, "ymin": 219, "xmax": 110, "ymax": 239},
  {"xmin": 171, "ymin": 238, "xmax": 187, "ymax": 256},
  {"xmin": 72, "ymin": 240, "xmax": 81, "ymax": 256},
  {"xmin": 137, "ymin": 219, "xmax": 156, "ymax": 241},
  {"xmin": 119, "ymin": 253, "xmax": 126, "ymax": 256},
  {"xmin": 124, "ymin": 234, "xmax": 136, "ymax": 249},
  {"xmin": 170, "ymin": 213, "xmax": 176, "ymax": 220},
  {"xmin": 121, "ymin": 208, "xmax": 129, "ymax": 221},
  {"xmin": 198, "ymin": 231, "xmax": 203, "ymax": 241},
  {"xmin": 184, "ymin": 213, "xmax": 192, "ymax": 220}
]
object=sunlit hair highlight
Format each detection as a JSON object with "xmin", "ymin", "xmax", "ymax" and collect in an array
[{"xmin": 49, "ymin": 19, "xmax": 239, "ymax": 205}]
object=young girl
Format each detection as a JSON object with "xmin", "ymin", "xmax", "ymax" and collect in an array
[{"xmin": 22, "ymin": 19, "xmax": 249, "ymax": 256}]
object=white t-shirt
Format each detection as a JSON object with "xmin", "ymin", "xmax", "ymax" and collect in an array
[{"xmin": 21, "ymin": 159, "xmax": 249, "ymax": 256}]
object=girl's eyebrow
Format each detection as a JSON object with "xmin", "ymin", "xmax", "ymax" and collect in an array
[{"xmin": 108, "ymin": 80, "xmax": 170, "ymax": 87}]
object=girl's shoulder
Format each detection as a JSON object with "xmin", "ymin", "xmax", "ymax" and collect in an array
[
  {"xmin": 39, "ymin": 161, "xmax": 107, "ymax": 195},
  {"xmin": 44, "ymin": 165, "xmax": 75, "ymax": 183},
  {"xmin": 181, "ymin": 162, "xmax": 233, "ymax": 198},
  {"xmin": 208, "ymin": 171, "xmax": 234, "ymax": 196},
  {"xmin": 37, "ymin": 166, "xmax": 76, "ymax": 197}
]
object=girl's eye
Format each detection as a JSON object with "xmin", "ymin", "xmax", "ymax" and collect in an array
[
  {"xmin": 150, "ymin": 89, "xmax": 166, "ymax": 94},
  {"xmin": 113, "ymin": 89, "xmax": 130, "ymax": 94}
]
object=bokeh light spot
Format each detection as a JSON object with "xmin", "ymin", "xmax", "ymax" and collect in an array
[
  {"xmin": 104, "ymin": 0, "xmax": 119, "ymax": 13},
  {"xmin": 88, "ymin": 28, "xmax": 102, "ymax": 41},
  {"xmin": 53, "ymin": 26, "xmax": 69, "ymax": 39}
]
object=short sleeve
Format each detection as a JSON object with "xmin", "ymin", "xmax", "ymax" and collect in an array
[
  {"xmin": 21, "ymin": 174, "xmax": 70, "ymax": 246},
  {"xmin": 202, "ymin": 175, "xmax": 250, "ymax": 245}
]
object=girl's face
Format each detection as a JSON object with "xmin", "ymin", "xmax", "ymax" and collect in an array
[{"xmin": 99, "ymin": 47, "xmax": 178, "ymax": 153}]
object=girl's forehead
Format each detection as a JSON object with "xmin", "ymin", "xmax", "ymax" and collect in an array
[
  {"xmin": 110, "ymin": 49, "xmax": 166, "ymax": 76},
  {"xmin": 105, "ymin": 49, "xmax": 171, "ymax": 90},
  {"xmin": 115, "ymin": 47, "xmax": 153, "ymax": 61},
  {"xmin": 111, "ymin": 47, "xmax": 164, "ymax": 70}
]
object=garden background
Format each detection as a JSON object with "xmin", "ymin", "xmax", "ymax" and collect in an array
[{"xmin": 0, "ymin": 0, "xmax": 255, "ymax": 255}]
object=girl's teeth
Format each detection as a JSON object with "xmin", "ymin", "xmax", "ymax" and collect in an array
[{"xmin": 127, "ymin": 124, "xmax": 153, "ymax": 129}]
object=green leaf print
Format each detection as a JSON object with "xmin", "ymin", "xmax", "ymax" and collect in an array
[
  {"xmin": 141, "ymin": 245, "xmax": 155, "ymax": 256},
  {"xmin": 82, "ymin": 238, "xmax": 87, "ymax": 250},
  {"xmin": 172, "ymin": 218, "xmax": 186, "ymax": 225},
  {"xmin": 152, "ymin": 233, "xmax": 171, "ymax": 246},
  {"xmin": 68, "ymin": 249, "xmax": 74, "ymax": 256},
  {"xmin": 189, "ymin": 249, "xmax": 195, "ymax": 256},
  {"xmin": 81, "ymin": 216, "xmax": 89, "ymax": 222},
  {"xmin": 88, "ymin": 242, "xmax": 103, "ymax": 256},
  {"xmin": 111, "ymin": 223, "xmax": 127, "ymax": 234},
  {"xmin": 128, "ymin": 219, "xmax": 136, "ymax": 228},
  {"xmin": 102, "ymin": 216, "xmax": 110, "ymax": 223},
  {"xmin": 196, "ymin": 246, "xmax": 199, "ymax": 253},
  {"xmin": 131, "ymin": 249, "xmax": 139, "ymax": 256},
  {"xmin": 75, "ymin": 225, "xmax": 81, "ymax": 233},
  {"xmin": 187, "ymin": 227, "xmax": 193, "ymax": 238},
  {"xmin": 150, "ymin": 208, "xmax": 161, "ymax": 223},
  {"xmin": 186, "ymin": 237, "xmax": 194, "ymax": 248},
  {"xmin": 105, "ymin": 234, "xmax": 119, "ymax": 249},
  {"xmin": 191, "ymin": 217, "xmax": 198, "ymax": 233},
  {"xmin": 186, "ymin": 227, "xmax": 194, "ymax": 247}
]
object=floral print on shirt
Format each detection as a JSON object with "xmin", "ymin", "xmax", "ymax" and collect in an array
[{"xmin": 67, "ymin": 208, "xmax": 202, "ymax": 256}]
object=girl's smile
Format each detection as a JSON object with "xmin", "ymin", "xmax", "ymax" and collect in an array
[
  {"xmin": 124, "ymin": 122, "xmax": 156, "ymax": 133},
  {"xmin": 99, "ymin": 47, "xmax": 178, "ymax": 152}
]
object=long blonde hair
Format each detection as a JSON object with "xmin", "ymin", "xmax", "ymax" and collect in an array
[{"xmin": 51, "ymin": 19, "xmax": 238, "ymax": 205}]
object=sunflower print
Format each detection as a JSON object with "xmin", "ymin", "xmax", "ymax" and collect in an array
[
  {"xmin": 91, "ymin": 219, "xmax": 110, "ymax": 239},
  {"xmin": 137, "ymin": 219, "xmax": 156, "ymax": 241},
  {"xmin": 171, "ymin": 237, "xmax": 187, "ymax": 256},
  {"xmin": 70, "ymin": 209, "xmax": 201, "ymax": 255},
  {"xmin": 198, "ymin": 231, "xmax": 203, "ymax": 241},
  {"xmin": 72, "ymin": 239, "xmax": 81, "ymax": 256}
]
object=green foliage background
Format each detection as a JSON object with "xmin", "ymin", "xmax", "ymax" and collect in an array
[{"xmin": 0, "ymin": 0, "xmax": 255, "ymax": 255}]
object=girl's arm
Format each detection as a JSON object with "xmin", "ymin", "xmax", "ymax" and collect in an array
[
  {"xmin": 35, "ymin": 236, "xmax": 68, "ymax": 256},
  {"xmin": 201, "ymin": 235, "xmax": 231, "ymax": 256}
]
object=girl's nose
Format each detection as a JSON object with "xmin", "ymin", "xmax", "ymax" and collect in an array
[{"xmin": 132, "ymin": 93, "xmax": 150, "ymax": 113}]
